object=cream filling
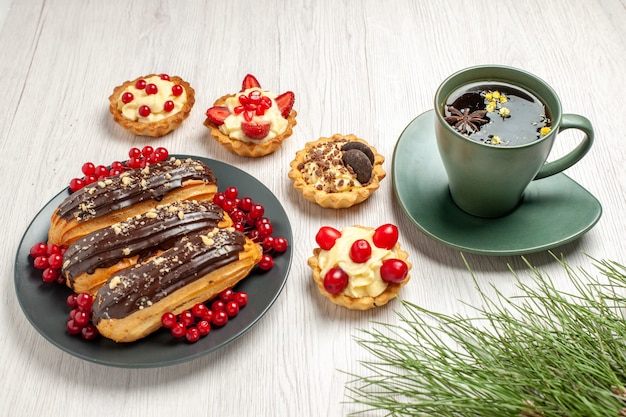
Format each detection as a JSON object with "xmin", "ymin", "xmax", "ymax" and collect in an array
[
  {"xmin": 300, "ymin": 139, "xmax": 362, "ymax": 192},
  {"xmin": 218, "ymin": 88, "xmax": 288, "ymax": 144},
  {"xmin": 317, "ymin": 227, "xmax": 392, "ymax": 298},
  {"xmin": 117, "ymin": 75, "xmax": 187, "ymax": 123}
]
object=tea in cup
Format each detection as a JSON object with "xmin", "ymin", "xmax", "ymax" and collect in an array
[{"xmin": 434, "ymin": 65, "xmax": 594, "ymax": 218}]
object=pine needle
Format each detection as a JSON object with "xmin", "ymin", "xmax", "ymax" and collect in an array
[{"xmin": 345, "ymin": 255, "xmax": 626, "ymax": 417}]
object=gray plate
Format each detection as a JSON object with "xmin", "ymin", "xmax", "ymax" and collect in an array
[{"xmin": 14, "ymin": 156, "xmax": 292, "ymax": 368}]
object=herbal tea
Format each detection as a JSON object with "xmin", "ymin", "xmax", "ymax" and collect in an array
[{"xmin": 443, "ymin": 81, "xmax": 551, "ymax": 146}]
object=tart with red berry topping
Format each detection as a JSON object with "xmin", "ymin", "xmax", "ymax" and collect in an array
[
  {"xmin": 308, "ymin": 224, "xmax": 411, "ymax": 310},
  {"xmin": 288, "ymin": 134, "xmax": 385, "ymax": 208},
  {"xmin": 109, "ymin": 73, "xmax": 195, "ymax": 137},
  {"xmin": 203, "ymin": 74, "xmax": 297, "ymax": 157}
]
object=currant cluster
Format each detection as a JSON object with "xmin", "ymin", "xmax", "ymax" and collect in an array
[
  {"xmin": 68, "ymin": 146, "xmax": 170, "ymax": 192},
  {"xmin": 213, "ymin": 186, "xmax": 288, "ymax": 271},
  {"xmin": 315, "ymin": 224, "xmax": 409, "ymax": 294},
  {"xmin": 122, "ymin": 74, "xmax": 184, "ymax": 118},
  {"xmin": 29, "ymin": 241, "xmax": 66, "ymax": 285},
  {"xmin": 66, "ymin": 292, "xmax": 99, "ymax": 340},
  {"xmin": 161, "ymin": 289, "xmax": 248, "ymax": 343}
]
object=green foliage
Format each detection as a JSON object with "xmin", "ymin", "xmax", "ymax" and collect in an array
[{"xmin": 346, "ymin": 256, "xmax": 626, "ymax": 417}]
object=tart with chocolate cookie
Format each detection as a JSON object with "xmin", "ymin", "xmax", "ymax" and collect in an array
[
  {"xmin": 288, "ymin": 134, "xmax": 385, "ymax": 208},
  {"xmin": 308, "ymin": 224, "xmax": 411, "ymax": 310},
  {"xmin": 204, "ymin": 74, "xmax": 297, "ymax": 157},
  {"xmin": 109, "ymin": 73, "xmax": 195, "ymax": 137}
]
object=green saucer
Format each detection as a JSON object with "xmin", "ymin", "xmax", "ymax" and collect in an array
[{"xmin": 392, "ymin": 110, "xmax": 602, "ymax": 256}]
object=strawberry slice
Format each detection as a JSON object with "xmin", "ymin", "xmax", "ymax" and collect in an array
[
  {"xmin": 241, "ymin": 74, "xmax": 261, "ymax": 91},
  {"xmin": 275, "ymin": 91, "xmax": 295, "ymax": 119},
  {"xmin": 205, "ymin": 106, "xmax": 230, "ymax": 125},
  {"xmin": 241, "ymin": 121, "xmax": 270, "ymax": 139}
]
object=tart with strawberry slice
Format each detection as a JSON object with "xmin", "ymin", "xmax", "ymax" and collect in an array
[
  {"xmin": 308, "ymin": 224, "xmax": 411, "ymax": 310},
  {"xmin": 204, "ymin": 74, "xmax": 297, "ymax": 157},
  {"xmin": 109, "ymin": 73, "xmax": 195, "ymax": 137}
]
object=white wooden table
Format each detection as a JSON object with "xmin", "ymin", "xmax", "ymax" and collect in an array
[{"xmin": 1, "ymin": 1, "xmax": 624, "ymax": 416}]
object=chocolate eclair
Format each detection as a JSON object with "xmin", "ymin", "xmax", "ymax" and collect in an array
[
  {"xmin": 48, "ymin": 157, "xmax": 218, "ymax": 247},
  {"xmin": 62, "ymin": 200, "xmax": 232, "ymax": 295},
  {"xmin": 92, "ymin": 227, "xmax": 262, "ymax": 343}
]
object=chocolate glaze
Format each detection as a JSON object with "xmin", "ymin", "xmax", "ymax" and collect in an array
[
  {"xmin": 92, "ymin": 227, "xmax": 246, "ymax": 322},
  {"xmin": 63, "ymin": 200, "xmax": 226, "ymax": 287},
  {"xmin": 57, "ymin": 158, "xmax": 217, "ymax": 222}
]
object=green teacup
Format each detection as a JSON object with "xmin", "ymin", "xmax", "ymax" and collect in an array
[{"xmin": 434, "ymin": 65, "xmax": 593, "ymax": 218}]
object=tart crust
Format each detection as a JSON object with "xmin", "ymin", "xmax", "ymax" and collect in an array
[
  {"xmin": 204, "ymin": 93, "xmax": 297, "ymax": 158},
  {"xmin": 109, "ymin": 74, "xmax": 195, "ymax": 137},
  {"xmin": 288, "ymin": 134, "xmax": 385, "ymax": 209},
  {"xmin": 307, "ymin": 228, "xmax": 411, "ymax": 310}
]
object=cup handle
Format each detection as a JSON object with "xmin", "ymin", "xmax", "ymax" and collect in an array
[{"xmin": 534, "ymin": 114, "xmax": 594, "ymax": 179}]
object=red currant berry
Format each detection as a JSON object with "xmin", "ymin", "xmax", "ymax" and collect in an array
[
  {"xmin": 135, "ymin": 79, "xmax": 146, "ymax": 89},
  {"xmin": 213, "ymin": 192, "xmax": 226, "ymax": 207},
  {"xmin": 191, "ymin": 303, "xmax": 209, "ymax": 318},
  {"xmin": 76, "ymin": 293, "xmax": 93, "ymax": 310},
  {"xmin": 84, "ymin": 174, "xmax": 98, "ymax": 185},
  {"xmin": 33, "ymin": 256, "xmax": 49, "ymax": 270},
  {"xmin": 138, "ymin": 105, "xmax": 151, "ymax": 117},
  {"xmin": 47, "ymin": 244, "xmax": 62, "ymax": 255},
  {"xmin": 160, "ymin": 74, "xmax": 170, "ymax": 80},
  {"xmin": 179, "ymin": 310, "xmax": 195, "ymax": 327},
  {"xmin": 258, "ymin": 254, "xmax": 274, "ymax": 271},
  {"xmin": 48, "ymin": 253, "xmax": 63, "ymax": 269},
  {"xmin": 256, "ymin": 222, "xmax": 274, "ymax": 237},
  {"xmin": 121, "ymin": 92, "xmax": 134, "ymax": 104},
  {"xmin": 201, "ymin": 310, "xmax": 214, "ymax": 323},
  {"xmin": 126, "ymin": 157, "xmax": 143, "ymax": 169},
  {"xmin": 219, "ymin": 288, "xmax": 235, "ymax": 302},
  {"xmin": 238, "ymin": 197, "xmax": 253, "ymax": 212},
  {"xmin": 212, "ymin": 310, "xmax": 228, "ymax": 327},
  {"xmin": 185, "ymin": 327, "xmax": 200, "ymax": 343},
  {"xmin": 225, "ymin": 301, "xmax": 240, "ymax": 317},
  {"xmin": 247, "ymin": 229, "xmax": 261, "ymax": 243},
  {"xmin": 172, "ymin": 84, "xmax": 183, "ymax": 96},
  {"xmin": 196, "ymin": 320, "xmax": 211, "ymax": 336},
  {"xmin": 67, "ymin": 320, "xmax": 82, "ymax": 335},
  {"xmin": 95, "ymin": 165, "xmax": 109, "ymax": 178},
  {"xmin": 154, "ymin": 147, "xmax": 169, "ymax": 161},
  {"xmin": 171, "ymin": 322, "xmax": 186, "ymax": 338},
  {"xmin": 222, "ymin": 199, "xmax": 237, "ymax": 213},
  {"xmin": 145, "ymin": 83, "xmax": 158, "ymax": 95},
  {"xmin": 234, "ymin": 291, "xmax": 248, "ymax": 307},
  {"xmin": 229, "ymin": 209, "xmax": 245, "ymax": 224},
  {"xmin": 110, "ymin": 161, "xmax": 124, "ymax": 170},
  {"xmin": 141, "ymin": 146, "xmax": 154, "ymax": 157},
  {"xmin": 262, "ymin": 236, "xmax": 276, "ymax": 252},
  {"xmin": 42, "ymin": 267, "xmax": 59, "ymax": 283},
  {"xmin": 315, "ymin": 226, "xmax": 342, "ymax": 250},
  {"xmin": 81, "ymin": 162, "xmax": 96, "ymax": 176},
  {"xmin": 81, "ymin": 324, "xmax": 99, "ymax": 340},
  {"xmin": 372, "ymin": 224, "xmax": 399, "ymax": 249},
  {"xmin": 211, "ymin": 299, "xmax": 226, "ymax": 312},
  {"xmin": 66, "ymin": 294, "xmax": 78, "ymax": 308},
  {"xmin": 73, "ymin": 310, "xmax": 90, "ymax": 327},
  {"xmin": 380, "ymin": 259, "xmax": 409, "ymax": 284},
  {"xmin": 249, "ymin": 204, "xmax": 265, "ymax": 219},
  {"xmin": 233, "ymin": 223, "xmax": 245, "ymax": 233},
  {"xmin": 323, "ymin": 267, "xmax": 349, "ymax": 294},
  {"xmin": 161, "ymin": 312, "xmax": 177, "ymax": 328},
  {"xmin": 350, "ymin": 239, "xmax": 372, "ymax": 263},
  {"xmin": 224, "ymin": 186, "xmax": 239, "ymax": 200},
  {"xmin": 69, "ymin": 177, "xmax": 85, "ymax": 192},
  {"xmin": 29, "ymin": 242, "xmax": 48, "ymax": 258},
  {"xmin": 273, "ymin": 237, "xmax": 289, "ymax": 253},
  {"xmin": 109, "ymin": 168, "xmax": 123, "ymax": 177},
  {"xmin": 128, "ymin": 147, "xmax": 142, "ymax": 158},
  {"xmin": 163, "ymin": 100, "xmax": 175, "ymax": 112}
]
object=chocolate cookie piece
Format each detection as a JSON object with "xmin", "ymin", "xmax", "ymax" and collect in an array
[
  {"xmin": 342, "ymin": 149, "xmax": 373, "ymax": 184},
  {"xmin": 341, "ymin": 141, "xmax": 375, "ymax": 164}
]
